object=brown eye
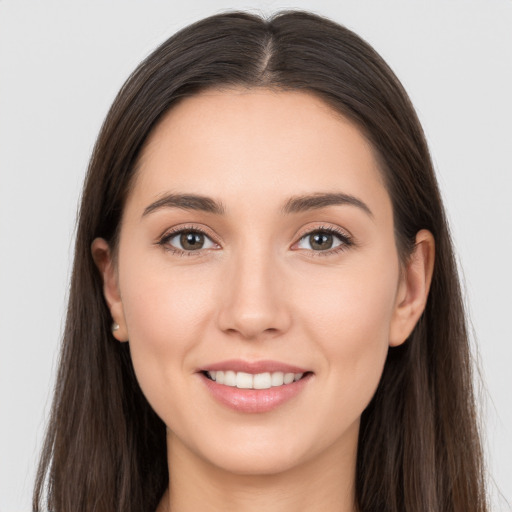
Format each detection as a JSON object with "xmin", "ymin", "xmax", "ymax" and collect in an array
[
  {"xmin": 309, "ymin": 232, "xmax": 334, "ymax": 250},
  {"xmin": 295, "ymin": 228, "xmax": 352, "ymax": 254},
  {"xmin": 161, "ymin": 229, "xmax": 217, "ymax": 254},
  {"xmin": 180, "ymin": 231, "xmax": 205, "ymax": 250}
]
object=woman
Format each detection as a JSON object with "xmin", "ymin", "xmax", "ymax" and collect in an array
[{"xmin": 33, "ymin": 10, "xmax": 488, "ymax": 512}]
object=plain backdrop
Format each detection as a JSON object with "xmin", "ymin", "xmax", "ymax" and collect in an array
[{"xmin": 1, "ymin": 1, "xmax": 511, "ymax": 510}]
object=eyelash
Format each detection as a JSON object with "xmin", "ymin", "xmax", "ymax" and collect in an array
[{"xmin": 156, "ymin": 224, "xmax": 354, "ymax": 258}]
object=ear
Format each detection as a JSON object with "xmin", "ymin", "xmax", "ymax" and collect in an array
[
  {"xmin": 91, "ymin": 238, "xmax": 129, "ymax": 342},
  {"xmin": 389, "ymin": 229, "xmax": 435, "ymax": 347}
]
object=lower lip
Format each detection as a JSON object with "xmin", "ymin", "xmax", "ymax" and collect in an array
[{"xmin": 200, "ymin": 373, "xmax": 312, "ymax": 413}]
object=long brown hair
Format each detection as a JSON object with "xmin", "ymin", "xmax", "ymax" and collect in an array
[{"xmin": 33, "ymin": 10, "xmax": 488, "ymax": 512}]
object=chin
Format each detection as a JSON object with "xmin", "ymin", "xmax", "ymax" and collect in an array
[
  {"xmin": 194, "ymin": 422, "xmax": 343, "ymax": 478},
  {"xmin": 204, "ymin": 446, "xmax": 307, "ymax": 477}
]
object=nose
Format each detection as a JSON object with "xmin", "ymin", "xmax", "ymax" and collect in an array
[{"xmin": 216, "ymin": 244, "xmax": 292, "ymax": 341}]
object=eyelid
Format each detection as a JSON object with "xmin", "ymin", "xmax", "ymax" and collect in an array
[
  {"xmin": 294, "ymin": 223, "xmax": 353, "ymax": 244},
  {"xmin": 158, "ymin": 223, "xmax": 219, "ymax": 242}
]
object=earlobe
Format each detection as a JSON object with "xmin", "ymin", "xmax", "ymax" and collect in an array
[
  {"xmin": 389, "ymin": 229, "xmax": 435, "ymax": 347},
  {"xmin": 91, "ymin": 238, "xmax": 129, "ymax": 342}
]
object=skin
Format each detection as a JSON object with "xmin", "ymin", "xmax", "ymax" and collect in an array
[{"xmin": 93, "ymin": 88, "xmax": 434, "ymax": 512}]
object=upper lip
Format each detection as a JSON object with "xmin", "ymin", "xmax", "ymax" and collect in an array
[{"xmin": 199, "ymin": 359, "xmax": 310, "ymax": 374}]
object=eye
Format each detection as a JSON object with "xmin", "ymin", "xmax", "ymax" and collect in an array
[
  {"xmin": 158, "ymin": 227, "xmax": 218, "ymax": 256},
  {"xmin": 157, "ymin": 224, "xmax": 353, "ymax": 257},
  {"xmin": 295, "ymin": 226, "xmax": 353, "ymax": 255}
]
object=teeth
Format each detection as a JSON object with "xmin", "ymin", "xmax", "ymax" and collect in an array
[
  {"xmin": 224, "ymin": 370, "xmax": 236, "ymax": 387},
  {"xmin": 271, "ymin": 372, "xmax": 284, "ymax": 386},
  {"xmin": 207, "ymin": 370, "xmax": 304, "ymax": 389},
  {"xmin": 253, "ymin": 372, "xmax": 271, "ymax": 389},
  {"xmin": 283, "ymin": 373, "xmax": 294, "ymax": 384},
  {"xmin": 236, "ymin": 372, "xmax": 253, "ymax": 389}
]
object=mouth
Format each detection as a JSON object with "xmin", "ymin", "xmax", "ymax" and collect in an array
[
  {"xmin": 202, "ymin": 370, "xmax": 310, "ymax": 390},
  {"xmin": 198, "ymin": 360, "xmax": 313, "ymax": 413}
]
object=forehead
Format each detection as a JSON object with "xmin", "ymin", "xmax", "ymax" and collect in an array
[{"xmin": 128, "ymin": 88, "xmax": 389, "ymax": 218}]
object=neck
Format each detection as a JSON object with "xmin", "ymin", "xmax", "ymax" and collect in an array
[{"xmin": 157, "ymin": 423, "xmax": 359, "ymax": 512}]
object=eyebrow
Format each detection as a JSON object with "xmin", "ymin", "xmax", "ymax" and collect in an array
[
  {"xmin": 143, "ymin": 193, "xmax": 226, "ymax": 216},
  {"xmin": 282, "ymin": 192, "xmax": 373, "ymax": 217},
  {"xmin": 142, "ymin": 191, "xmax": 373, "ymax": 218}
]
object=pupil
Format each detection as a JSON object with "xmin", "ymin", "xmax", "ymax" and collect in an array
[
  {"xmin": 181, "ymin": 232, "xmax": 203, "ymax": 250},
  {"xmin": 311, "ymin": 232, "xmax": 332, "ymax": 250}
]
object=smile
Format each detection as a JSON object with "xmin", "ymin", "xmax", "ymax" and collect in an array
[
  {"xmin": 206, "ymin": 370, "xmax": 304, "ymax": 389},
  {"xmin": 199, "ymin": 360, "xmax": 313, "ymax": 413}
]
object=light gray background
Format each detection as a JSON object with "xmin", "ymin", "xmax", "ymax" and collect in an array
[{"xmin": 1, "ymin": 1, "xmax": 511, "ymax": 510}]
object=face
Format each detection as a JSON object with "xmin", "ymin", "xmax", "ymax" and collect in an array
[{"xmin": 94, "ymin": 88, "xmax": 430, "ymax": 477}]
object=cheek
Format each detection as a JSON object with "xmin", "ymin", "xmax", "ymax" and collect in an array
[
  {"xmin": 118, "ymin": 256, "xmax": 215, "ymax": 406},
  {"xmin": 301, "ymin": 253, "xmax": 398, "ymax": 341},
  {"xmin": 298, "ymin": 255, "xmax": 399, "ymax": 409},
  {"xmin": 121, "ymin": 242, "xmax": 218, "ymax": 333}
]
